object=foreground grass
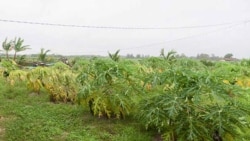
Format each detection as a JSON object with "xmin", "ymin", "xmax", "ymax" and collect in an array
[{"xmin": 0, "ymin": 79, "xmax": 154, "ymax": 141}]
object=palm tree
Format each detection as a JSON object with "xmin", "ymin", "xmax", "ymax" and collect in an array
[
  {"xmin": 160, "ymin": 49, "xmax": 176, "ymax": 62},
  {"xmin": 38, "ymin": 48, "xmax": 50, "ymax": 62},
  {"xmin": 13, "ymin": 37, "xmax": 30, "ymax": 61},
  {"xmin": 2, "ymin": 38, "xmax": 14, "ymax": 60}
]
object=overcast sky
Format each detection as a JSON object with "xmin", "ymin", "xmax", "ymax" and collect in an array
[{"xmin": 0, "ymin": 0, "xmax": 250, "ymax": 58}]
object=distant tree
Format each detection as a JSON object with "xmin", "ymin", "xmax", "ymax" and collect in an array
[
  {"xmin": 2, "ymin": 38, "xmax": 14, "ymax": 60},
  {"xmin": 136, "ymin": 54, "xmax": 141, "ymax": 58},
  {"xmin": 197, "ymin": 53, "xmax": 210, "ymax": 59},
  {"xmin": 176, "ymin": 53, "xmax": 186, "ymax": 58},
  {"xmin": 126, "ymin": 54, "xmax": 134, "ymax": 58},
  {"xmin": 13, "ymin": 37, "xmax": 30, "ymax": 61},
  {"xmin": 38, "ymin": 48, "xmax": 50, "ymax": 62},
  {"xmin": 224, "ymin": 53, "xmax": 233, "ymax": 59}
]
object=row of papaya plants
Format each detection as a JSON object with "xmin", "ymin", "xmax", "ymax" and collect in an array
[
  {"xmin": 75, "ymin": 56, "xmax": 250, "ymax": 140},
  {"xmin": 1, "ymin": 56, "xmax": 250, "ymax": 140},
  {"xmin": 137, "ymin": 59, "xmax": 250, "ymax": 140},
  {"xmin": 77, "ymin": 58, "xmax": 142, "ymax": 118},
  {"xmin": 0, "ymin": 60, "xmax": 78, "ymax": 103}
]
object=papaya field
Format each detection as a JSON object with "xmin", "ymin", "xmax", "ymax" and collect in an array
[{"xmin": 0, "ymin": 53, "xmax": 250, "ymax": 141}]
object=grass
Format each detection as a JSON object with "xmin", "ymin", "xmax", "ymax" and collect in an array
[{"xmin": 0, "ymin": 78, "xmax": 154, "ymax": 141}]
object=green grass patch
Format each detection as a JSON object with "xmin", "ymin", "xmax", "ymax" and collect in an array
[{"xmin": 0, "ymin": 79, "xmax": 153, "ymax": 141}]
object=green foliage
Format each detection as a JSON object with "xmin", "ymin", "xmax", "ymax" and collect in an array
[
  {"xmin": 71, "ymin": 58, "xmax": 89, "ymax": 72},
  {"xmin": 240, "ymin": 59, "xmax": 250, "ymax": 67},
  {"xmin": 1, "ymin": 55, "xmax": 250, "ymax": 140},
  {"xmin": 2, "ymin": 38, "xmax": 13, "ymax": 60},
  {"xmin": 137, "ymin": 61, "xmax": 250, "ymax": 141},
  {"xmin": 108, "ymin": 50, "xmax": 120, "ymax": 62},
  {"xmin": 13, "ymin": 37, "xmax": 30, "ymax": 61},
  {"xmin": 200, "ymin": 59, "xmax": 215, "ymax": 67},
  {"xmin": 38, "ymin": 48, "xmax": 50, "ymax": 62},
  {"xmin": 0, "ymin": 59, "xmax": 18, "ymax": 78},
  {"xmin": 7, "ymin": 69, "xmax": 27, "ymax": 86},
  {"xmin": 0, "ymin": 59, "xmax": 18, "ymax": 71},
  {"xmin": 213, "ymin": 61, "xmax": 247, "ymax": 83},
  {"xmin": 0, "ymin": 77, "xmax": 152, "ymax": 141},
  {"xmin": 77, "ymin": 58, "xmax": 139, "ymax": 118},
  {"xmin": 160, "ymin": 49, "xmax": 177, "ymax": 63},
  {"xmin": 44, "ymin": 69, "xmax": 78, "ymax": 103},
  {"xmin": 25, "ymin": 64, "xmax": 78, "ymax": 103},
  {"xmin": 51, "ymin": 61, "xmax": 70, "ymax": 71},
  {"xmin": 16, "ymin": 55, "xmax": 27, "ymax": 65},
  {"xmin": 139, "ymin": 57, "xmax": 169, "ymax": 70},
  {"xmin": 26, "ymin": 67, "xmax": 50, "ymax": 94}
]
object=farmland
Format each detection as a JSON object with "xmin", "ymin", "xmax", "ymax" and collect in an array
[{"xmin": 0, "ymin": 52, "xmax": 250, "ymax": 141}]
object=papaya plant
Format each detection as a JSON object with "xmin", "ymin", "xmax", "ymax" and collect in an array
[
  {"xmin": 71, "ymin": 58, "xmax": 89, "ymax": 72},
  {"xmin": 77, "ymin": 58, "xmax": 140, "ymax": 118},
  {"xmin": 43, "ymin": 68, "xmax": 78, "ymax": 103},
  {"xmin": 0, "ymin": 59, "xmax": 18, "ymax": 78},
  {"xmin": 26, "ymin": 67, "xmax": 50, "ymax": 94},
  {"xmin": 7, "ymin": 70, "xmax": 27, "ymax": 86},
  {"xmin": 25, "ymin": 62, "xmax": 79, "ymax": 102},
  {"xmin": 137, "ymin": 59, "xmax": 250, "ymax": 141}
]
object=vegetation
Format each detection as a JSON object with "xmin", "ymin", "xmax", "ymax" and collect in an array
[
  {"xmin": 0, "ymin": 78, "xmax": 152, "ymax": 141},
  {"xmin": 108, "ymin": 50, "xmax": 120, "ymax": 62},
  {"xmin": 224, "ymin": 53, "xmax": 233, "ymax": 59},
  {"xmin": 137, "ymin": 61, "xmax": 250, "ymax": 140},
  {"xmin": 77, "ymin": 58, "xmax": 140, "ymax": 119},
  {"xmin": 38, "ymin": 48, "xmax": 51, "ymax": 62},
  {"xmin": 13, "ymin": 37, "xmax": 30, "ymax": 61},
  {"xmin": 160, "ymin": 49, "xmax": 177, "ymax": 63},
  {"xmin": 0, "ymin": 38, "xmax": 250, "ymax": 140},
  {"xmin": 2, "ymin": 38, "xmax": 13, "ymax": 60}
]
